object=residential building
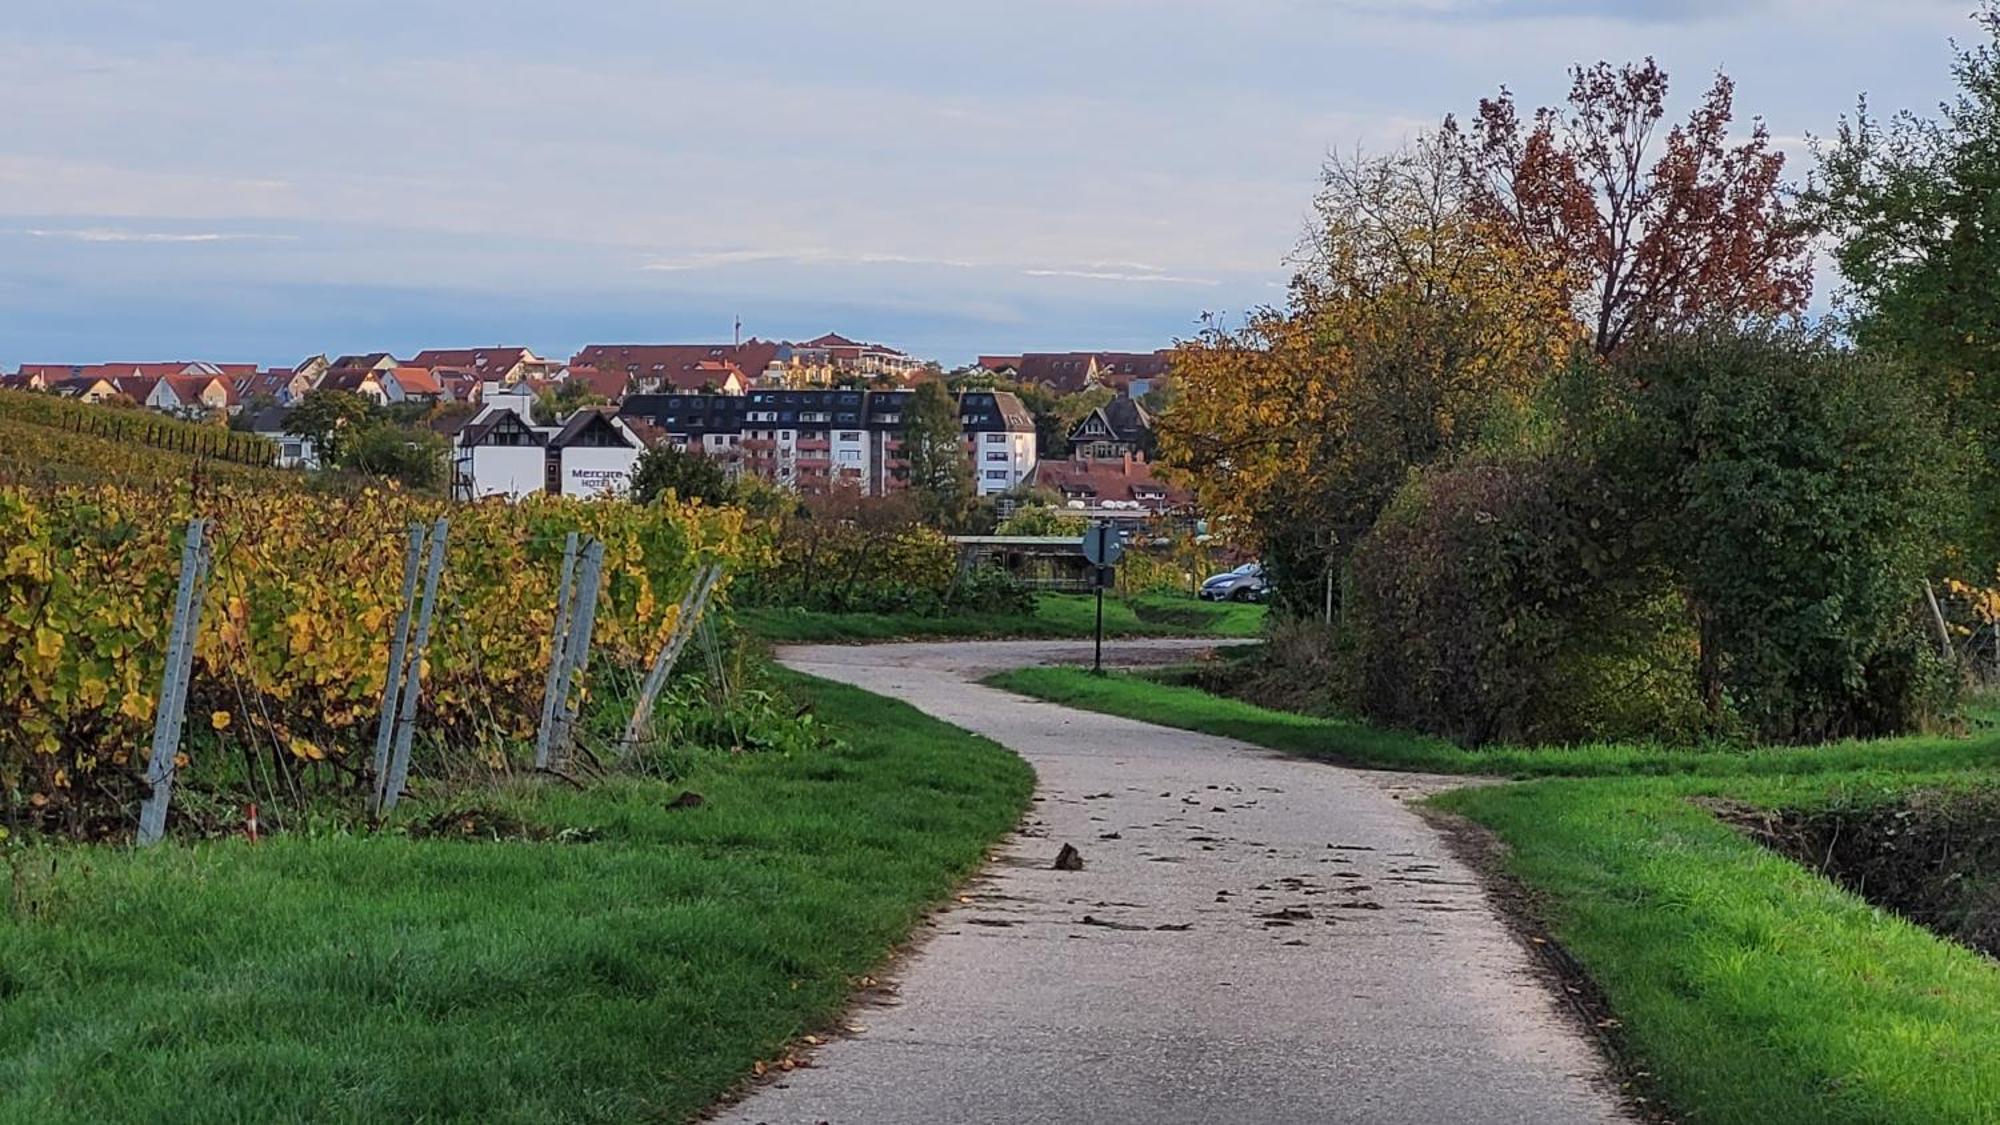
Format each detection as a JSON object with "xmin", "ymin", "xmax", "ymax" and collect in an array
[
  {"xmin": 1031, "ymin": 452, "xmax": 1189, "ymax": 525},
  {"xmin": 979, "ymin": 350, "xmax": 1173, "ymax": 397},
  {"xmin": 243, "ymin": 405, "xmax": 321, "ymax": 469},
  {"xmin": 455, "ymin": 408, "xmax": 547, "ymax": 500},
  {"xmin": 785, "ymin": 333, "xmax": 923, "ymax": 382},
  {"xmin": 406, "ymin": 347, "xmax": 556, "ymax": 385},
  {"xmin": 382, "ymin": 366, "xmax": 443, "ymax": 403},
  {"xmin": 619, "ymin": 387, "xmax": 1036, "ymax": 497},
  {"xmin": 1067, "ymin": 396, "xmax": 1154, "ymax": 459},
  {"xmin": 449, "ymin": 406, "xmax": 645, "ymax": 501},
  {"xmin": 569, "ymin": 342, "xmax": 775, "ymax": 393}
]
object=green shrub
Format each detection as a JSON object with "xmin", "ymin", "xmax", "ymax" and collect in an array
[
  {"xmin": 1343, "ymin": 457, "xmax": 1704, "ymax": 745},
  {"xmin": 1608, "ymin": 325, "xmax": 1962, "ymax": 742}
]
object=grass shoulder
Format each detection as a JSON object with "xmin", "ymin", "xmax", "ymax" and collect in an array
[
  {"xmin": 741, "ymin": 592, "xmax": 1265, "ymax": 644},
  {"xmin": 1435, "ymin": 774, "xmax": 2000, "ymax": 1124},
  {"xmin": 0, "ymin": 672, "xmax": 1033, "ymax": 1123},
  {"xmin": 986, "ymin": 666, "xmax": 2000, "ymax": 779}
]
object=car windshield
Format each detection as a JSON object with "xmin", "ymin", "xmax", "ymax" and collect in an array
[{"xmin": 1232, "ymin": 563, "xmax": 1260, "ymax": 576}]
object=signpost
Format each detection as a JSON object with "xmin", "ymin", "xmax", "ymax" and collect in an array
[{"xmin": 1080, "ymin": 522, "xmax": 1124, "ymax": 674}]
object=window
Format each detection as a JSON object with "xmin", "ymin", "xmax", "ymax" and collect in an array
[
  {"xmin": 985, "ymin": 451, "xmax": 1009, "ymax": 462},
  {"xmin": 780, "ymin": 430, "xmax": 793, "ymax": 441},
  {"xmin": 984, "ymin": 433, "xmax": 1007, "ymax": 444},
  {"xmin": 837, "ymin": 449, "xmax": 862, "ymax": 463},
  {"xmin": 985, "ymin": 469, "xmax": 1009, "ymax": 481},
  {"xmin": 838, "ymin": 431, "xmax": 861, "ymax": 442}
]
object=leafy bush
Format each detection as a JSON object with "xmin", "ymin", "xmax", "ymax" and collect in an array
[
  {"xmin": 1607, "ymin": 326, "xmax": 1962, "ymax": 742},
  {"xmin": 735, "ymin": 488, "xmax": 1033, "ymax": 617},
  {"xmin": 1343, "ymin": 457, "xmax": 1705, "ymax": 745}
]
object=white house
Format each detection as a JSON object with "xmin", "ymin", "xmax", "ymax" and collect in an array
[
  {"xmin": 455, "ymin": 408, "xmax": 547, "ymax": 501},
  {"xmin": 547, "ymin": 409, "xmax": 645, "ymax": 498}
]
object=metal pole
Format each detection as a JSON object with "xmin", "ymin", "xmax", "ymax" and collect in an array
[
  {"xmin": 547, "ymin": 540, "xmax": 607, "ymax": 769},
  {"xmin": 1093, "ymin": 569, "xmax": 1105, "ymax": 676},
  {"xmin": 533, "ymin": 533, "xmax": 581, "ymax": 769},
  {"xmin": 371, "ymin": 526, "xmax": 425, "ymax": 788},
  {"xmin": 622, "ymin": 563, "xmax": 722, "ymax": 755},
  {"xmin": 377, "ymin": 517, "xmax": 449, "ymax": 817},
  {"xmin": 138, "ymin": 518, "xmax": 209, "ymax": 846}
]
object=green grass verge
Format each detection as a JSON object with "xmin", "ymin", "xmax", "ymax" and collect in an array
[
  {"xmin": 740, "ymin": 591, "xmax": 1266, "ymax": 643},
  {"xmin": 986, "ymin": 666, "xmax": 2000, "ymax": 778},
  {"xmin": 0, "ymin": 673, "xmax": 1034, "ymax": 1123},
  {"xmin": 1436, "ymin": 774, "xmax": 2000, "ymax": 1124}
]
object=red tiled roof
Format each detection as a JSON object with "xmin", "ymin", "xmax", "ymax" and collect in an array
[
  {"xmin": 567, "ymin": 365, "xmax": 631, "ymax": 400},
  {"xmin": 569, "ymin": 343, "xmax": 762, "ymax": 389},
  {"xmin": 1031, "ymin": 455, "xmax": 1189, "ymax": 507},
  {"xmin": 976, "ymin": 355, "xmax": 1023, "ymax": 372},
  {"xmin": 1014, "ymin": 353, "xmax": 1099, "ymax": 394},
  {"xmin": 407, "ymin": 347, "xmax": 536, "ymax": 373},
  {"xmin": 392, "ymin": 366, "xmax": 443, "ymax": 396}
]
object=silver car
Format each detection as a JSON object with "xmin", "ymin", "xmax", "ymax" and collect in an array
[{"xmin": 1199, "ymin": 562, "xmax": 1268, "ymax": 602}]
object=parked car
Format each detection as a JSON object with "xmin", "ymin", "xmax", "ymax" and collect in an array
[{"xmin": 1199, "ymin": 562, "xmax": 1268, "ymax": 602}]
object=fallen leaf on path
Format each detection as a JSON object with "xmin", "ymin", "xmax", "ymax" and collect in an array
[{"xmin": 1052, "ymin": 843, "xmax": 1085, "ymax": 871}]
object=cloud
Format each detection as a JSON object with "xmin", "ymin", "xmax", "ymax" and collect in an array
[
  {"xmin": 1021, "ymin": 268, "xmax": 1221, "ymax": 286},
  {"xmin": 21, "ymin": 227, "xmax": 295, "ymax": 244}
]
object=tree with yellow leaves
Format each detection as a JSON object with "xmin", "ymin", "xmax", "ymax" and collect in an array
[{"xmin": 1159, "ymin": 135, "xmax": 1581, "ymax": 606}]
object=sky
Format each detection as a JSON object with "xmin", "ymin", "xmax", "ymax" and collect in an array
[{"xmin": 0, "ymin": 0, "xmax": 1980, "ymax": 368}]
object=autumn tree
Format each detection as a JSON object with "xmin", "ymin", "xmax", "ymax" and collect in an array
[
  {"xmin": 1446, "ymin": 59, "xmax": 1811, "ymax": 355},
  {"xmin": 902, "ymin": 380, "xmax": 975, "ymax": 529},
  {"xmin": 1160, "ymin": 136, "xmax": 1579, "ymax": 603}
]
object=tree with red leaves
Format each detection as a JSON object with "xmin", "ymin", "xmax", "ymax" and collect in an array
[{"xmin": 1445, "ymin": 59, "xmax": 1812, "ymax": 355}]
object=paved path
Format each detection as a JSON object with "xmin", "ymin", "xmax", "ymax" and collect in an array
[{"xmin": 717, "ymin": 639, "xmax": 1628, "ymax": 1125}]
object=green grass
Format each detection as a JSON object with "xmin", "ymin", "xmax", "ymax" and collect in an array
[
  {"xmin": 0, "ymin": 673, "xmax": 1034, "ymax": 1123},
  {"xmin": 740, "ymin": 591, "xmax": 1266, "ymax": 643},
  {"xmin": 987, "ymin": 666, "xmax": 2000, "ymax": 778},
  {"xmin": 1436, "ymin": 774, "xmax": 2000, "ymax": 1124},
  {"xmin": 992, "ymin": 664, "xmax": 2000, "ymax": 1122}
]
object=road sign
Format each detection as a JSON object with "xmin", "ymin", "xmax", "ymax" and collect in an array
[{"xmin": 1081, "ymin": 524, "xmax": 1124, "ymax": 567}]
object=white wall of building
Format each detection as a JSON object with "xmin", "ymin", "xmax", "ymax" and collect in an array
[
  {"xmin": 466, "ymin": 446, "xmax": 545, "ymax": 500},
  {"xmin": 559, "ymin": 446, "xmax": 639, "ymax": 498},
  {"xmin": 975, "ymin": 429, "xmax": 1037, "ymax": 496}
]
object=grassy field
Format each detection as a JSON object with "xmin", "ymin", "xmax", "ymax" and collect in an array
[
  {"xmin": 0, "ymin": 673, "xmax": 1034, "ymax": 1123},
  {"xmin": 740, "ymin": 591, "xmax": 1266, "ymax": 643},
  {"xmin": 990, "ymin": 665, "xmax": 2000, "ymax": 1124}
]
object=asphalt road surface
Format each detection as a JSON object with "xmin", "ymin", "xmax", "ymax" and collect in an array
[{"xmin": 715, "ymin": 638, "xmax": 1629, "ymax": 1125}]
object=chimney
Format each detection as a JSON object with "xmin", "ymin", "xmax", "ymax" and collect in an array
[{"xmin": 1122, "ymin": 451, "xmax": 1133, "ymax": 476}]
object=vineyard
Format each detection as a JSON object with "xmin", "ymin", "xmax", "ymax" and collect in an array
[
  {"xmin": 0, "ymin": 390, "xmax": 279, "ymax": 471},
  {"xmin": 0, "ymin": 480, "xmax": 756, "ymax": 837}
]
